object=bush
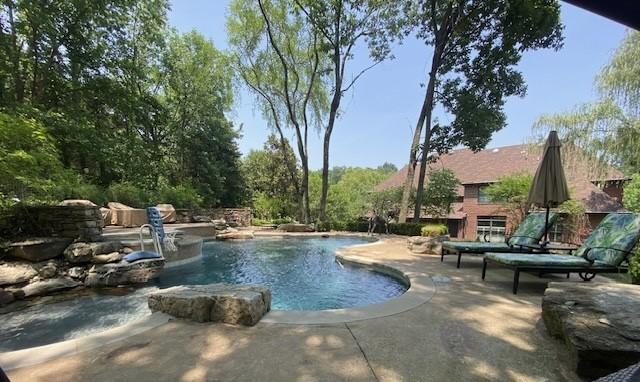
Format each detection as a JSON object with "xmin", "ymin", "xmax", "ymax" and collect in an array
[
  {"xmin": 315, "ymin": 221, "xmax": 332, "ymax": 232},
  {"xmin": 630, "ymin": 251, "xmax": 640, "ymax": 285},
  {"xmin": 272, "ymin": 217, "xmax": 294, "ymax": 225},
  {"xmin": 107, "ymin": 182, "xmax": 150, "ymax": 208},
  {"xmin": 389, "ymin": 222, "xmax": 425, "ymax": 236},
  {"xmin": 157, "ymin": 184, "xmax": 203, "ymax": 209},
  {"xmin": 421, "ymin": 224, "xmax": 448, "ymax": 237},
  {"xmin": 51, "ymin": 173, "xmax": 107, "ymax": 205}
]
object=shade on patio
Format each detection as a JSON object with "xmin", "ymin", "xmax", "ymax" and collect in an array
[{"xmin": 528, "ymin": 131, "xmax": 570, "ymax": 240}]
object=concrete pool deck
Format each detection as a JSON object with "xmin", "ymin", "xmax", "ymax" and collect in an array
[{"xmin": 6, "ymin": 236, "xmax": 590, "ymax": 381}]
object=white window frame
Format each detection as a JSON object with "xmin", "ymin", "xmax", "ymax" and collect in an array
[{"xmin": 476, "ymin": 216, "xmax": 507, "ymax": 242}]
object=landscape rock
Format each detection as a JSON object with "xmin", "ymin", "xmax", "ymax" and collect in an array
[
  {"xmin": 122, "ymin": 247, "xmax": 134, "ymax": 254},
  {"xmin": 21, "ymin": 278, "xmax": 81, "ymax": 298},
  {"xmin": 192, "ymin": 215, "xmax": 211, "ymax": 223},
  {"xmin": 7, "ymin": 237, "xmax": 73, "ymax": 262},
  {"xmin": 84, "ymin": 259, "xmax": 165, "ymax": 287},
  {"xmin": 215, "ymin": 230, "xmax": 254, "ymax": 240},
  {"xmin": 407, "ymin": 235, "xmax": 450, "ymax": 254},
  {"xmin": 148, "ymin": 283, "xmax": 271, "ymax": 326},
  {"xmin": 68, "ymin": 266, "xmax": 87, "ymax": 280},
  {"xmin": 0, "ymin": 289, "xmax": 14, "ymax": 305},
  {"xmin": 542, "ymin": 282, "xmax": 640, "ymax": 379},
  {"xmin": 64, "ymin": 241, "xmax": 124, "ymax": 263},
  {"xmin": 92, "ymin": 251, "xmax": 123, "ymax": 264},
  {"xmin": 0, "ymin": 262, "xmax": 37, "ymax": 286},
  {"xmin": 37, "ymin": 263, "xmax": 58, "ymax": 279},
  {"xmin": 277, "ymin": 223, "xmax": 314, "ymax": 233},
  {"xmin": 211, "ymin": 219, "xmax": 228, "ymax": 230}
]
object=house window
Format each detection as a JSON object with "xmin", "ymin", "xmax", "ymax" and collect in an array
[
  {"xmin": 547, "ymin": 223, "xmax": 564, "ymax": 242},
  {"xmin": 478, "ymin": 185, "xmax": 491, "ymax": 203},
  {"xmin": 476, "ymin": 216, "xmax": 506, "ymax": 242}
]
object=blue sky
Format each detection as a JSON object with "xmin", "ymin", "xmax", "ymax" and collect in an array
[{"xmin": 169, "ymin": 1, "xmax": 629, "ymax": 170}]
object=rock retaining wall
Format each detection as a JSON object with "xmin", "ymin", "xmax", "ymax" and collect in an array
[
  {"xmin": 174, "ymin": 208, "xmax": 252, "ymax": 227},
  {"xmin": 4, "ymin": 205, "xmax": 102, "ymax": 241}
]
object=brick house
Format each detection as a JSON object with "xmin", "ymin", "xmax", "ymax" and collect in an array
[{"xmin": 375, "ymin": 144, "xmax": 628, "ymax": 241}]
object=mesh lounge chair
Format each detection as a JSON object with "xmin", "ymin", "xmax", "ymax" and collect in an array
[
  {"xmin": 441, "ymin": 211, "xmax": 558, "ymax": 268},
  {"xmin": 482, "ymin": 212, "xmax": 640, "ymax": 294}
]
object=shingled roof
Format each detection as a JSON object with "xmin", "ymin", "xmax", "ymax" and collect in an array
[{"xmin": 376, "ymin": 144, "xmax": 627, "ymax": 214}]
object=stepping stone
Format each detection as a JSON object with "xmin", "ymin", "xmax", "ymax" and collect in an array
[
  {"xmin": 148, "ymin": 284, "xmax": 271, "ymax": 326},
  {"xmin": 542, "ymin": 282, "xmax": 640, "ymax": 379}
]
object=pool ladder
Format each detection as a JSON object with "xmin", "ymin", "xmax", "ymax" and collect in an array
[{"xmin": 139, "ymin": 224, "xmax": 164, "ymax": 258}]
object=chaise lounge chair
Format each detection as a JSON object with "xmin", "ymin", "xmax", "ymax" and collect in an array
[
  {"xmin": 482, "ymin": 212, "xmax": 640, "ymax": 294},
  {"xmin": 441, "ymin": 211, "xmax": 558, "ymax": 268}
]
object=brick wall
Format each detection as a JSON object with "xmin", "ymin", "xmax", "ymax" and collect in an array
[{"xmin": 462, "ymin": 184, "xmax": 509, "ymax": 239}]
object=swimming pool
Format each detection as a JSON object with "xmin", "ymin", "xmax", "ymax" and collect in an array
[{"xmin": 0, "ymin": 236, "xmax": 408, "ymax": 352}]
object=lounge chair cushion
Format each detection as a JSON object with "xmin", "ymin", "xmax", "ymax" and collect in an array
[
  {"xmin": 507, "ymin": 212, "xmax": 558, "ymax": 247},
  {"xmin": 484, "ymin": 253, "xmax": 613, "ymax": 268},
  {"xmin": 442, "ymin": 241, "xmax": 512, "ymax": 253},
  {"xmin": 124, "ymin": 250, "xmax": 163, "ymax": 263},
  {"xmin": 574, "ymin": 213, "xmax": 640, "ymax": 267}
]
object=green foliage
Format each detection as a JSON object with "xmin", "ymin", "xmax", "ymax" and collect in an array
[
  {"xmin": 557, "ymin": 199, "xmax": 589, "ymax": 244},
  {"xmin": 421, "ymin": 224, "xmax": 448, "ymax": 237},
  {"xmin": 243, "ymin": 135, "xmax": 300, "ymax": 220},
  {"xmin": 484, "ymin": 173, "xmax": 533, "ymax": 228},
  {"xmin": 422, "ymin": 169, "xmax": 460, "ymax": 218},
  {"xmin": 389, "ymin": 223, "xmax": 425, "ymax": 236},
  {"xmin": 630, "ymin": 253, "xmax": 640, "ymax": 284},
  {"xmin": 0, "ymin": 1, "xmax": 243, "ymax": 213},
  {"xmin": 534, "ymin": 32, "xmax": 640, "ymax": 175},
  {"xmin": 156, "ymin": 184, "xmax": 203, "ymax": 209},
  {"xmin": 107, "ymin": 182, "xmax": 151, "ymax": 209},
  {"xmin": 0, "ymin": 112, "xmax": 65, "ymax": 202},
  {"xmin": 623, "ymin": 174, "xmax": 640, "ymax": 213}
]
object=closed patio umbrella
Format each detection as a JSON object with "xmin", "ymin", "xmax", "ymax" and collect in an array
[{"xmin": 528, "ymin": 131, "xmax": 570, "ymax": 241}]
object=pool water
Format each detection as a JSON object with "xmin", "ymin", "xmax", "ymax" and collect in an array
[{"xmin": 0, "ymin": 236, "xmax": 407, "ymax": 352}]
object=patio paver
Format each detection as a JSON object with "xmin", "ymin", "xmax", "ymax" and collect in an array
[{"xmin": 7, "ymin": 236, "xmax": 585, "ymax": 382}]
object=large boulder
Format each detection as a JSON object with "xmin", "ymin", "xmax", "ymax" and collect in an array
[
  {"xmin": 542, "ymin": 282, "xmax": 640, "ymax": 379},
  {"xmin": 7, "ymin": 237, "xmax": 73, "ymax": 262},
  {"xmin": 148, "ymin": 284, "xmax": 271, "ymax": 326},
  {"xmin": 64, "ymin": 241, "xmax": 123, "ymax": 263},
  {"xmin": 84, "ymin": 258, "xmax": 165, "ymax": 287},
  {"xmin": 21, "ymin": 278, "xmax": 81, "ymax": 298},
  {"xmin": 277, "ymin": 223, "xmax": 314, "ymax": 233},
  {"xmin": 407, "ymin": 235, "xmax": 450, "ymax": 254},
  {"xmin": 0, "ymin": 262, "xmax": 37, "ymax": 286},
  {"xmin": 0, "ymin": 289, "xmax": 15, "ymax": 305}
]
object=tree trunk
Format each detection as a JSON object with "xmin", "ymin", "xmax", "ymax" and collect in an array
[
  {"xmin": 318, "ymin": 44, "xmax": 343, "ymax": 223},
  {"xmin": 398, "ymin": 90, "xmax": 431, "ymax": 223},
  {"xmin": 399, "ymin": 41, "xmax": 444, "ymax": 223},
  {"xmin": 413, "ymin": 68, "xmax": 439, "ymax": 222}
]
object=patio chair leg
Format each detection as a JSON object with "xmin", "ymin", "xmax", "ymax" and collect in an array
[
  {"xmin": 513, "ymin": 269, "xmax": 520, "ymax": 295},
  {"xmin": 481, "ymin": 258, "xmax": 487, "ymax": 280},
  {"xmin": 566, "ymin": 273, "xmax": 570, "ymax": 279},
  {"xmin": 441, "ymin": 249, "xmax": 445, "ymax": 262},
  {"xmin": 456, "ymin": 252, "xmax": 462, "ymax": 268}
]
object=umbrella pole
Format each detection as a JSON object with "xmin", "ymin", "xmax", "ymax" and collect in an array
[{"xmin": 544, "ymin": 205, "xmax": 550, "ymax": 243}]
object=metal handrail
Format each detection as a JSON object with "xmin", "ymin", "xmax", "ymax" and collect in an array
[{"xmin": 139, "ymin": 224, "xmax": 164, "ymax": 258}]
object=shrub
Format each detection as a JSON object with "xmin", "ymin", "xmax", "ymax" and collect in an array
[
  {"xmin": 315, "ymin": 220, "xmax": 332, "ymax": 232},
  {"xmin": 251, "ymin": 218, "xmax": 270, "ymax": 226},
  {"xmin": 389, "ymin": 222, "xmax": 424, "ymax": 236},
  {"xmin": 421, "ymin": 224, "xmax": 448, "ymax": 237},
  {"xmin": 272, "ymin": 217, "xmax": 294, "ymax": 225},
  {"xmin": 630, "ymin": 251, "xmax": 640, "ymax": 285},
  {"xmin": 107, "ymin": 182, "xmax": 150, "ymax": 208},
  {"xmin": 157, "ymin": 184, "xmax": 203, "ymax": 209}
]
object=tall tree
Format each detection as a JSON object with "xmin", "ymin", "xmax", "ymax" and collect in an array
[
  {"xmin": 227, "ymin": 0, "xmax": 328, "ymax": 222},
  {"xmin": 397, "ymin": 0, "xmax": 563, "ymax": 222},
  {"xmin": 534, "ymin": 31, "xmax": 640, "ymax": 176},
  {"xmin": 295, "ymin": 0, "xmax": 398, "ymax": 222}
]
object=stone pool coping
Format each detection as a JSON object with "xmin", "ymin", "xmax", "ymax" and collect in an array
[
  {"xmin": 0, "ymin": 236, "xmax": 435, "ymax": 369},
  {"xmin": 261, "ymin": 240, "xmax": 436, "ymax": 324}
]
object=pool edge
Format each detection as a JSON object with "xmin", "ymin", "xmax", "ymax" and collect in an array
[
  {"xmin": 260, "ymin": 239, "xmax": 436, "ymax": 325},
  {"xmin": 0, "ymin": 312, "xmax": 172, "ymax": 371}
]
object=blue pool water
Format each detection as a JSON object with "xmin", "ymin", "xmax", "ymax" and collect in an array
[{"xmin": 0, "ymin": 236, "xmax": 407, "ymax": 351}]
